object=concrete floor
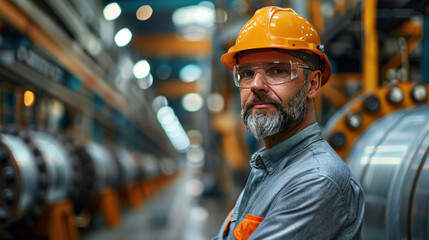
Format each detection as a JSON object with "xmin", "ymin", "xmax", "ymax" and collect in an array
[{"xmin": 80, "ymin": 171, "xmax": 227, "ymax": 240}]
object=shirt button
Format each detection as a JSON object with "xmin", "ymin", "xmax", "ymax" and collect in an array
[{"xmin": 268, "ymin": 167, "xmax": 273, "ymax": 171}]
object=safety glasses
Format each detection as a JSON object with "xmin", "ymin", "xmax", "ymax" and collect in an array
[{"xmin": 233, "ymin": 60, "xmax": 311, "ymax": 88}]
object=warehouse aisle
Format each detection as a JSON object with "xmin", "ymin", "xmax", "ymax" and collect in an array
[{"xmin": 81, "ymin": 170, "xmax": 227, "ymax": 240}]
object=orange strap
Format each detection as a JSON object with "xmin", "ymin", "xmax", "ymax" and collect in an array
[
  {"xmin": 233, "ymin": 214, "xmax": 265, "ymax": 240},
  {"xmin": 222, "ymin": 213, "xmax": 234, "ymax": 237}
]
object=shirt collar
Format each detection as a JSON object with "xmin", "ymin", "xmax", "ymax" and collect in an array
[{"xmin": 250, "ymin": 123, "xmax": 322, "ymax": 173}]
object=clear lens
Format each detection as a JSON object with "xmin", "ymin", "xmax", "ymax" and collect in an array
[{"xmin": 233, "ymin": 61, "xmax": 309, "ymax": 88}]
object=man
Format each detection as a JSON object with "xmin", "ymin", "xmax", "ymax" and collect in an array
[{"xmin": 212, "ymin": 7, "xmax": 364, "ymax": 240}]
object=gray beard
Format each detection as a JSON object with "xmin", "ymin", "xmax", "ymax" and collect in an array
[{"xmin": 243, "ymin": 84, "xmax": 307, "ymax": 140}]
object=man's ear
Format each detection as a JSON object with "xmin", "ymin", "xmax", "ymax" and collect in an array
[{"xmin": 307, "ymin": 70, "xmax": 322, "ymax": 99}]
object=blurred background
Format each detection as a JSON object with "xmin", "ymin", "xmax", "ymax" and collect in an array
[{"xmin": 0, "ymin": 0, "xmax": 428, "ymax": 239}]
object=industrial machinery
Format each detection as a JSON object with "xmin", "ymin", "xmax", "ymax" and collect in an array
[
  {"xmin": 323, "ymin": 81, "xmax": 429, "ymax": 239},
  {"xmin": 84, "ymin": 140, "xmax": 122, "ymax": 228},
  {"xmin": 136, "ymin": 153, "xmax": 171, "ymax": 198},
  {"xmin": 0, "ymin": 131, "xmax": 46, "ymax": 233},
  {"xmin": 0, "ymin": 1, "xmax": 181, "ymax": 238},
  {"xmin": 0, "ymin": 128, "xmax": 178, "ymax": 239},
  {"xmin": 324, "ymin": 82, "xmax": 429, "ymax": 159},
  {"xmin": 347, "ymin": 104, "xmax": 429, "ymax": 239},
  {"xmin": 85, "ymin": 141, "xmax": 119, "ymax": 194},
  {"xmin": 114, "ymin": 147, "xmax": 139, "ymax": 188},
  {"xmin": 113, "ymin": 146, "xmax": 142, "ymax": 208},
  {"xmin": 0, "ymin": 129, "xmax": 85, "ymax": 239}
]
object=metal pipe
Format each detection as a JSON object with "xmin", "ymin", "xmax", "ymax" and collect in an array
[{"xmin": 362, "ymin": 0, "xmax": 379, "ymax": 92}]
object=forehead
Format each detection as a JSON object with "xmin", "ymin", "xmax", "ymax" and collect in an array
[{"xmin": 237, "ymin": 49, "xmax": 300, "ymax": 65}]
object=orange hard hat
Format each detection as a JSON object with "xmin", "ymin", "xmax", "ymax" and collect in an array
[{"xmin": 221, "ymin": 6, "xmax": 332, "ymax": 86}]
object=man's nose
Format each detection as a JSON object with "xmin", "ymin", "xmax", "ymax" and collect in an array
[{"xmin": 250, "ymin": 72, "xmax": 269, "ymax": 93}]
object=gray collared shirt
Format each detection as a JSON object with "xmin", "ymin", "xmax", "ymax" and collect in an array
[{"xmin": 212, "ymin": 123, "xmax": 364, "ymax": 240}]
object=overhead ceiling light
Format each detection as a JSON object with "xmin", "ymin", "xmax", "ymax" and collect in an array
[
  {"xmin": 181, "ymin": 30, "xmax": 207, "ymax": 41},
  {"xmin": 186, "ymin": 146, "xmax": 205, "ymax": 168},
  {"xmin": 182, "ymin": 93, "xmax": 203, "ymax": 112},
  {"xmin": 116, "ymin": 55, "xmax": 134, "ymax": 90},
  {"xmin": 103, "ymin": 2, "xmax": 121, "ymax": 21},
  {"xmin": 172, "ymin": 1, "xmax": 214, "ymax": 28},
  {"xmin": 157, "ymin": 106, "xmax": 176, "ymax": 125},
  {"xmin": 179, "ymin": 64, "xmax": 202, "ymax": 82},
  {"xmin": 152, "ymin": 95, "xmax": 168, "ymax": 112},
  {"xmin": 207, "ymin": 92, "xmax": 224, "ymax": 113},
  {"xmin": 138, "ymin": 74, "xmax": 153, "ymax": 90},
  {"xmin": 85, "ymin": 36, "xmax": 102, "ymax": 56},
  {"xmin": 186, "ymin": 178, "xmax": 205, "ymax": 196},
  {"xmin": 50, "ymin": 99, "xmax": 65, "ymax": 118},
  {"xmin": 163, "ymin": 119, "xmax": 180, "ymax": 133},
  {"xmin": 133, "ymin": 59, "xmax": 150, "ymax": 79},
  {"xmin": 157, "ymin": 106, "xmax": 190, "ymax": 152},
  {"xmin": 23, "ymin": 90, "xmax": 35, "ymax": 107},
  {"xmin": 136, "ymin": 5, "xmax": 153, "ymax": 21},
  {"xmin": 114, "ymin": 28, "xmax": 132, "ymax": 47},
  {"xmin": 187, "ymin": 129, "xmax": 203, "ymax": 147},
  {"xmin": 215, "ymin": 8, "xmax": 228, "ymax": 23}
]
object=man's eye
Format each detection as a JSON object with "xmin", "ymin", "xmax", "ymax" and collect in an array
[
  {"xmin": 268, "ymin": 67, "xmax": 288, "ymax": 75},
  {"xmin": 241, "ymin": 70, "xmax": 254, "ymax": 78}
]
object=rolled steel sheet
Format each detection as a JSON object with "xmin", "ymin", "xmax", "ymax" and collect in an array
[
  {"xmin": 30, "ymin": 131, "xmax": 73, "ymax": 202},
  {"xmin": 58, "ymin": 134, "xmax": 96, "ymax": 214},
  {"xmin": 0, "ymin": 133, "xmax": 39, "ymax": 225},
  {"xmin": 139, "ymin": 153, "xmax": 160, "ymax": 180},
  {"xmin": 411, "ymin": 151, "xmax": 429, "ymax": 240},
  {"xmin": 115, "ymin": 147, "xmax": 138, "ymax": 185},
  {"xmin": 347, "ymin": 104, "xmax": 429, "ymax": 239},
  {"xmin": 85, "ymin": 141, "xmax": 118, "ymax": 191}
]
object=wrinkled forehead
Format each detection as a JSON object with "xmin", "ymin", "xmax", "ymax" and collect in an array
[{"xmin": 236, "ymin": 48, "xmax": 302, "ymax": 65}]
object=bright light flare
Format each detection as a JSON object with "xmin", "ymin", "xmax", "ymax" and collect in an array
[
  {"xmin": 157, "ymin": 106, "xmax": 190, "ymax": 152},
  {"xmin": 24, "ymin": 90, "xmax": 35, "ymax": 107},
  {"xmin": 137, "ymin": 5, "xmax": 153, "ymax": 21},
  {"xmin": 133, "ymin": 59, "xmax": 150, "ymax": 79},
  {"xmin": 179, "ymin": 64, "xmax": 202, "ymax": 82},
  {"xmin": 103, "ymin": 2, "xmax": 121, "ymax": 21},
  {"xmin": 182, "ymin": 93, "xmax": 203, "ymax": 112},
  {"xmin": 114, "ymin": 28, "xmax": 132, "ymax": 47}
]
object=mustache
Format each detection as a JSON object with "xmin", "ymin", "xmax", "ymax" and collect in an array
[{"xmin": 242, "ymin": 96, "xmax": 282, "ymax": 116}]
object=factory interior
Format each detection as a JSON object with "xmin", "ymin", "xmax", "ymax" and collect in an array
[{"xmin": 0, "ymin": 0, "xmax": 428, "ymax": 239}]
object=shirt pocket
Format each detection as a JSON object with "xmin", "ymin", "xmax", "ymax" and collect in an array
[
  {"xmin": 233, "ymin": 214, "xmax": 265, "ymax": 240},
  {"xmin": 223, "ymin": 213, "xmax": 235, "ymax": 237}
]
